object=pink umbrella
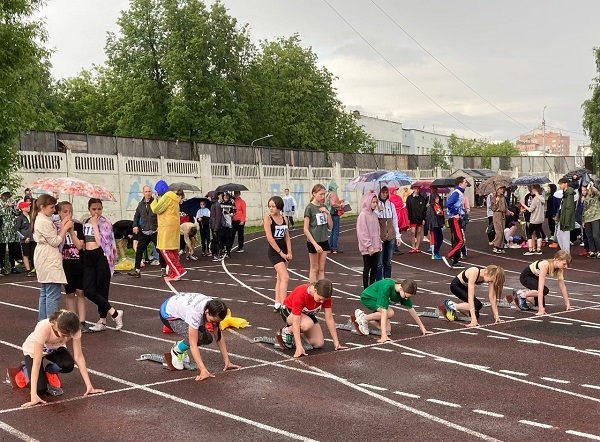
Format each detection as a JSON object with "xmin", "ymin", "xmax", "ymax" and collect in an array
[{"xmin": 29, "ymin": 177, "xmax": 117, "ymax": 202}]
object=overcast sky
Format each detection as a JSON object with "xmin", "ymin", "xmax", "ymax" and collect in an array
[{"xmin": 37, "ymin": 0, "xmax": 600, "ymax": 146}]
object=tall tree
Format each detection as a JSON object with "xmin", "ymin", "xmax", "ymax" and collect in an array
[
  {"xmin": 0, "ymin": 0, "xmax": 54, "ymax": 188},
  {"xmin": 582, "ymin": 47, "xmax": 600, "ymax": 171},
  {"xmin": 430, "ymin": 139, "xmax": 451, "ymax": 169}
]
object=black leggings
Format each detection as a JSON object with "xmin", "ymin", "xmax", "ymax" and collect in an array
[
  {"xmin": 519, "ymin": 267, "xmax": 548, "ymax": 306},
  {"xmin": 0, "ymin": 242, "xmax": 21, "ymax": 269},
  {"xmin": 81, "ymin": 247, "xmax": 112, "ymax": 318},
  {"xmin": 25, "ymin": 347, "xmax": 74, "ymax": 395},
  {"xmin": 450, "ymin": 277, "xmax": 481, "ymax": 318},
  {"xmin": 362, "ymin": 252, "xmax": 379, "ymax": 290}
]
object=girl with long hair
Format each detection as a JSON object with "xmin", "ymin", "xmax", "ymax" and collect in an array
[
  {"xmin": 264, "ymin": 196, "xmax": 292, "ymax": 311},
  {"xmin": 303, "ymin": 184, "xmax": 332, "ymax": 283}
]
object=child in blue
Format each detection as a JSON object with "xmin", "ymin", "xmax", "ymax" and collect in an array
[{"xmin": 160, "ymin": 292, "xmax": 240, "ymax": 381}]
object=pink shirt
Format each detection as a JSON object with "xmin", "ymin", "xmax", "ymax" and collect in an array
[{"xmin": 22, "ymin": 319, "xmax": 81, "ymax": 357}]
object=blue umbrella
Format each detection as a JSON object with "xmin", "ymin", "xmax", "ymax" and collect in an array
[{"xmin": 181, "ymin": 197, "xmax": 211, "ymax": 219}]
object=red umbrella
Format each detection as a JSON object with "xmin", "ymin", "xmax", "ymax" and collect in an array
[{"xmin": 410, "ymin": 180, "xmax": 451, "ymax": 195}]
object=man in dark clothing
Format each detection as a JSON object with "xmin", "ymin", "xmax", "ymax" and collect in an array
[
  {"xmin": 406, "ymin": 187, "xmax": 427, "ymax": 253},
  {"xmin": 207, "ymin": 191, "xmax": 223, "ymax": 261},
  {"xmin": 128, "ymin": 185, "xmax": 164, "ymax": 277}
]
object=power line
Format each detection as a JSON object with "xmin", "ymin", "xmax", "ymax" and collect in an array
[
  {"xmin": 321, "ymin": 0, "xmax": 485, "ymax": 140},
  {"xmin": 369, "ymin": 0, "xmax": 532, "ymax": 132}
]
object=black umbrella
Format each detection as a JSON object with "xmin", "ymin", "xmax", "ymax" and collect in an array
[
  {"xmin": 512, "ymin": 175, "xmax": 551, "ymax": 186},
  {"xmin": 215, "ymin": 183, "xmax": 249, "ymax": 192},
  {"xmin": 563, "ymin": 168, "xmax": 592, "ymax": 180},
  {"xmin": 169, "ymin": 182, "xmax": 200, "ymax": 192},
  {"xmin": 430, "ymin": 177, "xmax": 471, "ymax": 187}
]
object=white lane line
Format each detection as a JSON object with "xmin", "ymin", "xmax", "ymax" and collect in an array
[
  {"xmin": 345, "ymin": 342, "xmax": 365, "ymax": 347},
  {"xmin": 357, "ymin": 383, "xmax": 387, "ymax": 391},
  {"xmin": 518, "ymin": 420, "xmax": 553, "ymax": 429},
  {"xmin": 393, "ymin": 391, "xmax": 420, "ymax": 399},
  {"xmin": 390, "ymin": 342, "xmax": 600, "ymax": 403},
  {"xmin": 372, "ymin": 347, "xmax": 394, "ymax": 352},
  {"xmin": 473, "ymin": 409, "xmax": 504, "ymax": 418},
  {"xmin": 549, "ymin": 321, "xmax": 573, "ymax": 325},
  {"xmin": 256, "ymin": 327, "xmax": 272, "ymax": 331},
  {"xmin": 427, "ymin": 398, "xmax": 461, "ymax": 408},
  {"xmin": 581, "ymin": 384, "xmax": 600, "ymax": 390},
  {"xmin": 498, "ymin": 370, "xmax": 528, "ymax": 377},
  {"xmin": 433, "ymin": 327, "xmax": 452, "ymax": 331},
  {"xmin": 252, "ymin": 302, "xmax": 265, "ymax": 305},
  {"xmin": 540, "ymin": 377, "xmax": 570, "ymax": 384},
  {"xmin": 565, "ymin": 430, "xmax": 600, "ymax": 440},
  {"xmin": 581, "ymin": 324, "xmax": 600, "ymax": 330},
  {"xmin": 401, "ymin": 352, "xmax": 426, "ymax": 358},
  {"xmin": 486, "ymin": 329, "xmax": 598, "ymax": 356},
  {"xmin": 0, "ymin": 421, "xmax": 40, "ymax": 442},
  {"xmin": 460, "ymin": 331, "xmax": 478, "ymax": 335},
  {"xmin": 488, "ymin": 336, "xmax": 509, "ymax": 340}
]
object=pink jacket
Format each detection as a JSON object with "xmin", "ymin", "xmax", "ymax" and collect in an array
[
  {"xmin": 356, "ymin": 193, "xmax": 381, "ymax": 255},
  {"xmin": 389, "ymin": 187, "xmax": 409, "ymax": 232}
]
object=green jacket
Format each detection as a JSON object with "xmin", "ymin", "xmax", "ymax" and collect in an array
[
  {"xmin": 558, "ymin": 187, "xmax": 575, "ymax": 231},
  {"xmin": 583, "ymin": 187, "xmax": 600, "ymax": 223}
]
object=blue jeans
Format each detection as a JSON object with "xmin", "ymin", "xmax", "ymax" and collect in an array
[
  {"xmin": 376, "ymin": 239, "xmax": 395, "ymax": 280},
  {"xmin": 329, "ymin": 214, "xmax": 340, "ymax": 251},
  {"xmin": 38, "ymin": 283, "xmax": 62, "ymax": 321}
]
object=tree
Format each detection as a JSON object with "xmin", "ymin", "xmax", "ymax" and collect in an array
[
  {"xmin": 430, "ymin": 139, "xmax": 450, "ymax": 169},
  {"xmin": 480, "ymin": 140, "xmax": 521, "ymax": 168},
  {"xmin": 0, "ymin": 0, "xmax": 54, "ymax": 189},
  {"xmin": 582, "ymin": 47, "xmax": 600, "ymax": 172}
]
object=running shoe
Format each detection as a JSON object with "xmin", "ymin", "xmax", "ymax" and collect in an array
[
  {"xmin": 354, "ymin": 309, "xmax": 370, "ymax": 335},
  {"xmin": 534, "ymin": 250, "xmax": 542, "ymax": 255},
  {"xmin": 441, "ymin": 256, "xmax": 453, "ymax": 269},
  {"xmin": 276, "ymin": 328, "xmax": 294, "ymax": 349},
  {"xmin": 512, "ymin": 288, "xmax": 530, "ymax": 311},
  {"xmin": 112, "ymin": 310, "xmax": 124, "ymax": 330},
  {"xmin": 171, "ymin": 345, "xmax": 185, "ymax": 370},
  {"xmin": 523, "ymin": 250, "xmax": 535, "ymax": 256},
  {"xmin": 88, "ymin": 321, "xmax": 107, "ymax": 332},
  {"xmin": 443, "ymin": 299, "xmax": 456, "ymax": 321},
  {"xmin": 432, "ymin": 254, "xmax": 442, "ymax": 260}
]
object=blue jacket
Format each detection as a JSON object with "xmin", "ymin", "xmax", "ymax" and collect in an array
[{"xmin": 446, "ymin": 187, "xmax": 465, "ymax": 218}]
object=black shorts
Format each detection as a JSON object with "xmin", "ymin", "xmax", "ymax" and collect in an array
[
  {"xmin": 21, "ymin": 241, "xmax": 35, "ymax": 258},
  {"xmin": 526, "ymin": 223, "xmax": 543, "ymax": 238},
  {"xmin": 519, "ymin": 267, "xmax": 549, "ymax": 296},
  {"xmin": 307, "ymin": 240, "xmax": 330, "ymax": 254},
  {"xmin": 280, "ymin": 307, "xmax": 318, "ymax": 324},
  {"xmin": 268, "ymin": 243, "xmax": 288, "ymax": 266},
  {"xmin": 63, "ymin": 260, "xmax": 84, "ymax": 294}
]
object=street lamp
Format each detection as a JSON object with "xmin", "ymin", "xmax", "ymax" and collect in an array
[{"xmin": 251, "ymin": 134, "xmax": 273, "ymax": 146}]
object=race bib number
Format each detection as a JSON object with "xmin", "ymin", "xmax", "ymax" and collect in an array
[
  {"xmin": 83, "ymin": 223, "xmax": 94, "ymax": 236},
  {"xmin": 273, "ymin": 225, "xmax": 287, "ymax": 238},
  {"xmin": 315, "ymin": 213, "xmax": 327, "ymax": 226},
  {"xmin": 64, "ymin": 232, "xmax": 74, "ymax": 245}
]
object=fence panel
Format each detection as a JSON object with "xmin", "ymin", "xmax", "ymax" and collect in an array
[{"xmin": 18, "ymin": 152, "xmax": 65, "ymax": 172}]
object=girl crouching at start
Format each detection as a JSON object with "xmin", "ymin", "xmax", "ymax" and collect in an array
[
  {"xmin": 21, "ymin": 310, "xmax": 104, "ymax": 407},
  {"xmin": 160, "ymin": 292, "xmax": 240, "ymax": 381}
]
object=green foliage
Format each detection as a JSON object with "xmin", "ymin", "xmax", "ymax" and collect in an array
[
  {"xmin": 582, "ymin": 47, "xmax": 600, "ymax": 172},
  {"xmin": 429, "ymin": 139, "xmax": 450, "ymax": 169},
  {"xmin": 447, "ymin": 134, "xmax": 520, "ymax": 168},
  {"xmin": 0, "ymin": 0, "xmax": 54, "ymax": 189},
  {"xmin": 48, "ymin": 1, "xmax": 371, "ymax": 153}
]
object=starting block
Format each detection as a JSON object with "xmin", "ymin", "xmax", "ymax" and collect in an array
[
  {"xmin": 417, "ymin": 306, "xmax": 471, "ymax": 322},
  {"xmin": 252, "ymin": 336, "xmax": 313, "ymax": 352},
  {"xmin": 137, "ymin": 353, "xmax": 198, "ymax": 371},
  {"xmin": 505, "ymin": 295, "xmax": 539, "ymax": 312},
  {"xmin": 336, "ymin": 320, "xmax": 391, "ymax": 336}
]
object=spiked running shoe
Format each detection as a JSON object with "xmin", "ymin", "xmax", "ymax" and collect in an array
[{"xmin": 512, "ymin": 288, "xmax": 530, "ymax": 311}]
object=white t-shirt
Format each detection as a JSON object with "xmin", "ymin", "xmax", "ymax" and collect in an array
[
  {"xmin": 165, "ymin": 293, "xmax": 211, "ymax": 329},
  {"xmin": 22, "ymin": 319, "xmax": 81, "ymax": 357}
]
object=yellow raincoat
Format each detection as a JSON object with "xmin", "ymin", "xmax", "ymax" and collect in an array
[{"xmin": 151, "ymin": 191, "xmax": 180, "ymax": 250}]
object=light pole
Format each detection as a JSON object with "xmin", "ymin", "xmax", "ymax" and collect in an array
[
  {"xmin": 251, "ymin": 134, "xmax": 273, "ymax": 146},
  {"xmin": 542, "ymin": 105, "xmax": 547, "ymax": 154}
]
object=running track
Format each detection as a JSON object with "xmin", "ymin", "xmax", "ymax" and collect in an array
[{"xmin": 1, "ymin": 207, "xmax": 599, "ymax": 442}]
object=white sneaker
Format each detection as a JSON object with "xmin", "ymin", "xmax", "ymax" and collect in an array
[
  {"xmin": 89, "ymin": 321, "xmax": 107, "ymax": 332},
  {"xmin": 354, "ymin": 309, "xmax": 370, "ymax": 335},
  {"xmin": 112, "ymin": 310, "xmax": 124, "ymax": 330},
  {"xmin": 170, "ymin": 345, "xmax": 185, "ymax": 370},
  {"xmin": 423, "ymin": 237, "xmax": 430, "ymax": 243},
  {"xmin": 150, "ymin": 260, "xmax": 160, "ymax": 266}
]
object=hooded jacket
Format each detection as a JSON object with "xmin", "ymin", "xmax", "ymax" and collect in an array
[
  {"xmin": 523, "ymin": 194, "xmax": 546, "ymax": 224},
  {"xmin": 356, "ymin": 193, "xmax": 381, "ymax": 255},
  {"xmin": 151, "ymin": 190, "xmax": 180, "ymax": 250},
  {"xmin": 558, "ymin": 186, "xmax": 576, "ymax": 231},
  {"xmin": 388, "ymin": 187, "xmax": 409, "ymax": 231}
]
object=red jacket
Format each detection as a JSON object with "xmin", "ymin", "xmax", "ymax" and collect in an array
[{"xmin": 232, "ymin": 197, "xmax": 246, "ymax": 223}]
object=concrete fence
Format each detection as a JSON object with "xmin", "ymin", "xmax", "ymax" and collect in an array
[{"xmin": 16, "ymin": 150, "xmax": 575, "ymax": 225}]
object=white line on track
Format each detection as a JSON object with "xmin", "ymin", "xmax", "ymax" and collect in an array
[
  {"xmin": 426, "ymin": 398, "xmax": 462, "ymax": 408},
  {"xmin": 498, "ymin": 369, "xmax": 527, "ymax": 377},
  {"xmin": 473, "ymin": 409, "xmax": 504, "ymax": 418},
  {"xmin": 393, "ymin": 391, "xmax": 420, "ymax": 399},
  {"xmin": 564, "ymin": 430, "xmax": 600, "ymax": 441},
  {"xmin": 357, "ymin": 383, "xmax": 387, "ymax": 391},
  {"xmin": 0, "ymin": 421, "xmax": 40, "ymax": 442},
  {"xmin": 484, "ymin": 329, "xmax": 597, "ymax": 355},
  {"xmin": 518, "ymin": 420, "xmax": 553, "ymax": 429},
  {"xmin": 371, "ymin": 347, "xmax": 394, "ymax": 352},
  {"xmin": 540, "ymin": 377, "xmax": 570, "ymax": 384},
  {"xmin": 581, "ymin": 384, "xmax": 600, "ymax": 390},
  {"xmin": 401, "ymin": 352, "xmax": 425, "ymax": 358}
]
